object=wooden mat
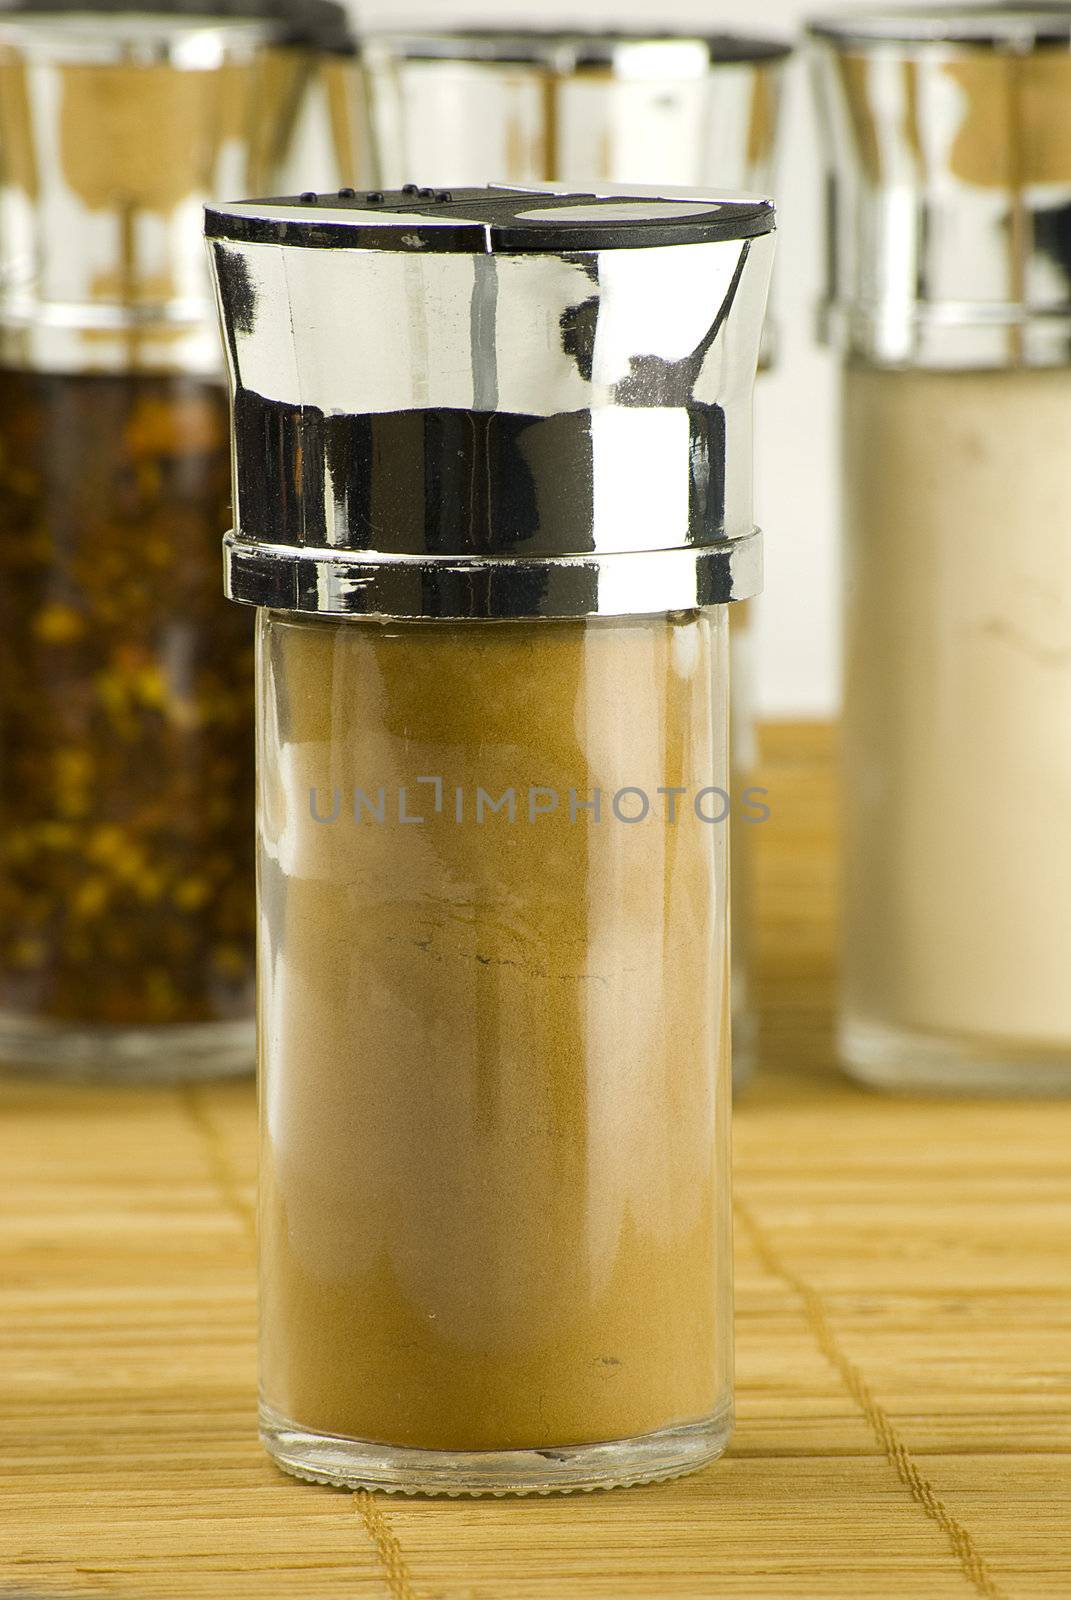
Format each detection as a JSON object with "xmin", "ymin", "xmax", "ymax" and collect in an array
[{"xmin": 2, "ymin": 723, "xmax": 1068, "ymax": 1599}]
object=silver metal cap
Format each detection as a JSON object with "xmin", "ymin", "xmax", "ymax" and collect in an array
[
  {"xmin": 362, "ymin": 28, "xmax": 790, "ymax": 367},
  {"xmin": 810, "ymin": 5, "xmax": 1071, "ymax": 368},
  {"xmin": 206, "ymin": 182, "xmax": 775, "ymax": 620},
  {"xmin": 0, "ymin": 4, "xmax": 356, "ymax": 372}
]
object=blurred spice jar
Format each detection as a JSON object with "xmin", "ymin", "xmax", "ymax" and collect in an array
[
  {"xmin": 361, "ymin": 27, "xmax": 791, "ymax": 1089},
  {"xmin": 0, "ymin": 0, "xmax": 361, "ymax": 1079}
]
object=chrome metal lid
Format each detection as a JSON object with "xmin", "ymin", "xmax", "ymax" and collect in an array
[
  {"xmin": 0, "ymin": 0, "xmax": 354, "ymax": 52},
  {"xmin": 809, "ymin": 5, "xmax": 1071, "ymax": 44},
  {"xmin": 365, "ymin": 28, "xmax": 792, "ymax": 66},
  {"xmin": 205, "ymin": 183, "xmax": 775, "ymax": 251},
  {"xmin": 809, "ymin": 4, "xmax": 1071, "ymax": 367},
  {"xmin": 207, "ymin": 182, "xmax": 775, "ymax": 620},
  {"xmin": 0, "ymin": 3, "xmax": 353, "ymax": 373}
]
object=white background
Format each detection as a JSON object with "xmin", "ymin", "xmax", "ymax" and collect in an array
[{"xmin": 355, "ymin": 0, "xmax": 842, "ymax": 717}]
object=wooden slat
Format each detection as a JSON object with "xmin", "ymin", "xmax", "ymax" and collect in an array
[{"xmin": 1, "ymin": 722, "xmax": 1068, "ymax": 1598}]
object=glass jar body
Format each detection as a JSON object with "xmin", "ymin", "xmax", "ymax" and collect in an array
[
  {"xmin": 728, "ymin": 601, "xmax": 758, "ymax": 1084},
  {"xmin": 840, "ymin": 363, "xmax": 1071, "ymax": 1094},
  {"xmin": 256, "ymin": 606, "xmax": 734, "ymax": 1493},
  {"xmin": 0, "ymin": 368, "xmax": 256, "ymax": 1079}
]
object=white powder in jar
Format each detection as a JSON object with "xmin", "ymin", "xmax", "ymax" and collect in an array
[{"xmin": 842, "ymin": 364, "xmax": 1071, "ymax": 1064}]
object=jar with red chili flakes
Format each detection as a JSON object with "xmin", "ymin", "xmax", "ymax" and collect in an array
[{"xmin": 0, "ymin": 1, "xmax": 359, "ymax": 1077}]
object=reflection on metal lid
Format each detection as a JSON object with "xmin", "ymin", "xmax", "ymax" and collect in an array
[{"xmin": 515, "ymin": 201, "xmax": 726, "ymax": 224}]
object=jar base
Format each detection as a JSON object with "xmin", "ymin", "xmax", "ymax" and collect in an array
[
  {"xmin": 0, "ymin": 1013, "xmax": 255, "ymax": 1082},
  {"xmin": 839, "ymin": 1014, "xmax": 1071, "ymax": 1096},
  {"xmin": 259, "ymin": 1400, "xmax": 733, "ymax": 1497}
]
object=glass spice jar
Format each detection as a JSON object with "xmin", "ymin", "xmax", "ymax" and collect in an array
[
  {"xmin": 207, "ymin": 183, "xmax": 774, "ymax": 1493},
  {"xmin": 361, "ymin": 27, "xmax": 791, "ymax": 1089},
  {"xmin": 811, "ymin": 5, "xmax": 1071, "ymax": 1093},
  {"xmin": 0, "ymin": 2, "xmax": 355, "ymax": 1079}
]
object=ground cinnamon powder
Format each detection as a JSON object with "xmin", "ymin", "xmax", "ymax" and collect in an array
[{"xmin": 257, "ymin": 607, "xmax": 732, "ymax": 1451}]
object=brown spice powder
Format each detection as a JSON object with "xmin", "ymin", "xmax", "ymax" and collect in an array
[{"xmin": 257, "ymin": 608, "xmax": 732, "ymax": 1451}]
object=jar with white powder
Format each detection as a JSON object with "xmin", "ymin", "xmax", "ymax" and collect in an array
[{"xmin": 811, "ymin": 6, "xmax": 1071, "ymax": 1092}]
